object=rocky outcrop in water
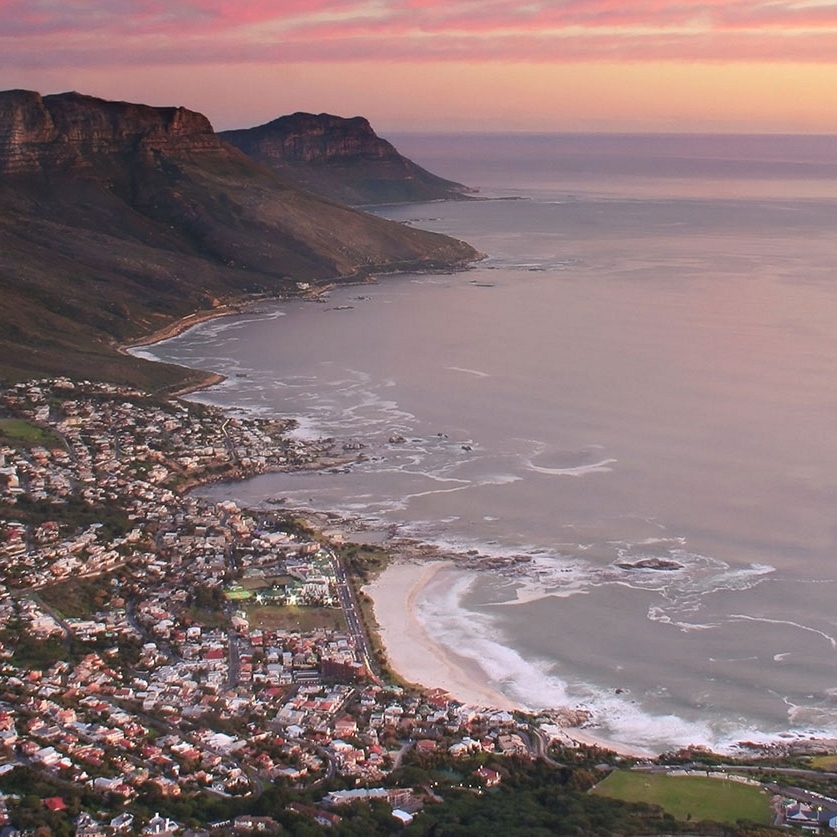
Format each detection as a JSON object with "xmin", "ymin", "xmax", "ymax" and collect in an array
[{"xmin": 615, "ymin": 558, "xmax": 683, "ymax": 571}]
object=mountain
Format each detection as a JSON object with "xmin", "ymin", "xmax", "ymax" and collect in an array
[
  {"xmin": 220, "ymin": 112, "xmax": 473, "ymax": 205},
  {"xmin": 0, "ymin": 91, "xmax": 478, "ymax": 390}
]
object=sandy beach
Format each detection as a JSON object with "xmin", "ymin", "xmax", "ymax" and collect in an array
[
  {"xmin": 365, "ymin": 560, "xmax": 663, "ymax": 759},
  {"xmin": 122, "ymin": 300, "xmax": 254, "ymax": 351},
  {"xmin": 364, "ymin": 561, "xmax": 518, "ymax": 711}
]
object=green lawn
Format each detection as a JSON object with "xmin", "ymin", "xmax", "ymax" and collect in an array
[
  {"xmin": 0, "ymin": 418, "xmax": 62, "ymax": 449},
  {"xmin": 592, "ymin": 769, "xmax": 771, "ymax": 825},
  {"xmin": 809, "ymin": 754, "xmax": 837, "ymax": 771}
]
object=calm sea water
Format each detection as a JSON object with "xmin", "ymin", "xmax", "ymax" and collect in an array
[{"xmin": 137, "ymin": 134, "xmax": 837, "ymax": 753}]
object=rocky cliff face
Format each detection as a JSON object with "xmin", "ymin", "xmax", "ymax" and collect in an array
[
  {"xmin": 0, "ymin": 90, "xmax": 222, "ymax": 174},
  {"xmin": 221, "ymin": 112, "xmax": 472, "ymax": 205},
  {"xmin": 224, "ymin": 112, "xmax": 399, "ymax": 164}
]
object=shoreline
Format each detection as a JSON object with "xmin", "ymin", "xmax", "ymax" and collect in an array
[
  {"xmin": 121, "ymin": 294, "xmax": 277, "ymax": 352},
  {"xmin": 363, "ymin": 560, "xmax": 518, "ymax": 711},
  {"xmin": 122, "ymin": 307, "xmax": 692, "ymax": 759},
  {"xmin": 119, "ymin": 297, "xmax": 267, "ymax": 398},
  {"xmin": 122, "ymin": 277, "xmax": 837, "ymax": 762},
  {"xmin": 117, "ymin": 261, "xmax": 477, "ymax": 399},
  {"xmin": 119, "ymin": 283, "xmax": 345, "ymax": 399},
  {"xmin": 119, "ymin": 281, "xmax": 555, "ymax": 725},
  {"xmin": 363, "ymin": 559, "xmax": 662, "ymax": 759},
  {"xmin": 122, "ymin": 304, "xmax": 245, "ymax": 350}
]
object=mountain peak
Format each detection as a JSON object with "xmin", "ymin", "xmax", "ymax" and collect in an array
[{"xmin": 221, "ymin": 111, "xmax": 472, "ymax": 205}]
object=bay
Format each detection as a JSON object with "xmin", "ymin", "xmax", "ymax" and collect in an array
[{"xmin": 137, "ymin": 134, "xmax": 837, "ymax": 753}]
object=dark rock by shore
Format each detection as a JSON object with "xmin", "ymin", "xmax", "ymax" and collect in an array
[{"xmin": 616, "ymin": 557, "xmax": 684, "ymax": 571}]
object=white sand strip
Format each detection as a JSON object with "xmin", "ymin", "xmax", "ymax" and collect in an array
[
  {"xmin": 365, "ymin": 561, "xmax": 664, "ymax": 758},
  {"xmin": 364, "ymin": 561, "xmax": 516, "ymax": 710}
]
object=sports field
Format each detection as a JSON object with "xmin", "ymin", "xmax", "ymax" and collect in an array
[{"xmin": 592, "ymin": 770, "xmax": 771, "ymax": 825}]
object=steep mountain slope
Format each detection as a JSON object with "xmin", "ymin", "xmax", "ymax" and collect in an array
[
  {"xmin": 221, "ymin": 112, "xmax": 473, "ymax": 205},
  {"xmin": 0, "ymin": 91, "xmax": 478, "ymax": 389}
]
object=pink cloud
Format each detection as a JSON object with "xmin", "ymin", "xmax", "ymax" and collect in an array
[{"xmin": 2, "ymin": 0, "xmax": 837, "ymax": 69}]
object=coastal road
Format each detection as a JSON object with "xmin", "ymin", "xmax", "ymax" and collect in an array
[
  {"xmin": 763, "ymin": 782, "xmax": 837, "ymax": 808},
  {"xmin": 328, "ymin": 547, "xmax": 383, "ymax": 685},
  {"xmin": 524, "ymin": 725, "xmax": 563, "ymax": 767}
]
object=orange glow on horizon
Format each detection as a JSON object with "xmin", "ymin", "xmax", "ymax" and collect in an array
[{"xmin": 7, "ymin": 60, "xmax": 836, "ymax": 135}]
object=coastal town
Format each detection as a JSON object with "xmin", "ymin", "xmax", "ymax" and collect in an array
[
  {"xmin": 0, "ymin": 377, "xmax": 836, "ymax": 835},
  {"xmin": 0, "ymin": 378, "xmax": 595, "ymax": 834}
]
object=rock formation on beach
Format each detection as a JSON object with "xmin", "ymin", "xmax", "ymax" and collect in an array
[
  {"xmin": 0, "ymin": 90, "xmax": 478, "ymax": 388},
  {"xmin": 221, "ymin": 111, "xmax": 473, "ymax": 205}
]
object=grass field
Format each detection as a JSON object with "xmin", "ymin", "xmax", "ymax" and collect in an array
[
  {"xmin": 809, "ymin": 754, "xmax": 837, "ymax": 771},
  {"xmin": 0, "ymin": 418, "xmax": 63, "ymax": 449},
  {"xmin": 592, "ymin": 770, "xmax": 771, "ymax": 826},
  {"xmin": 39, "ymin": 575, "xmax": 115, "ymax": 619},
  {"xmin": 244, "ymin": 604, "xmax": 346, "ymax": 632}
]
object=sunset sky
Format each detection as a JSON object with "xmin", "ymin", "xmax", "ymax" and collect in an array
[{"xmin": 2, "ymin": 0, "xmax": 837, "ymax": 133}]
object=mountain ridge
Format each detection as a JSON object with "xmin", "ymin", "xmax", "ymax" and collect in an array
[
  {"xmin": 0, "ymin": 90, "xmax": 220, "ymax": 175},
  {"xmin": 0, "ymin": 90, "xmax": 478, "ymax": 390}
]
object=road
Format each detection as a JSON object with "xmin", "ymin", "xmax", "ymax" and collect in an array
[
  {"xmin": 25, "ymin": 592, "xmax": 74, "ymax": 653},
  {"xmin": 522, "ymin": 724, "xmax": 563, "ymax": 767},
  {"xmin": 392, "ymin": 740, "xmax": 414, "ymax": 770},
  {"xmin": 637, "ymin": 762, "xmax": 837, "ymax": 782},
  {"xmin": 226, "ymin": 632, "xmax": 241, "ymax": 689},
  {"xmin": 221, "ymin": 418, "xmax": 240, "ymax": 466},
  {"xmin": 328, "ymin": 547, "xmax": 383, "ymax": 685}
]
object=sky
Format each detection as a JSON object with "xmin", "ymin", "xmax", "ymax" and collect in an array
[{"xmin": 2, "ymin": 0, "xmax": 837, "ymax": 133}]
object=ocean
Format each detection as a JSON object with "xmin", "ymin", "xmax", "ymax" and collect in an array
[{"xmin": 135, "ymin": 133, "xmax": 837, "ymax": 753}]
